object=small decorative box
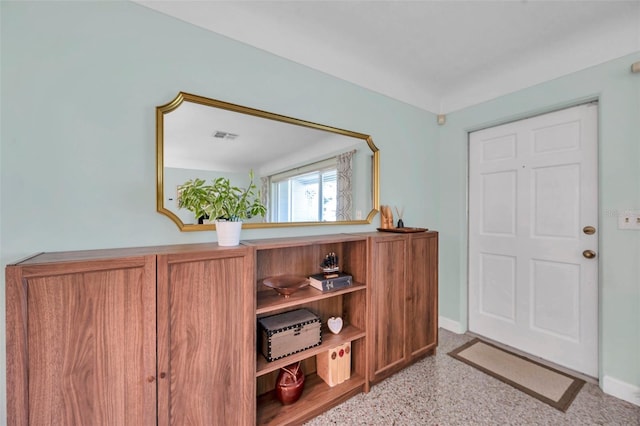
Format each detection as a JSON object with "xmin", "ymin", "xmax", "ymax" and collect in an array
[
  {"xmin": 316, "ymin": 342, "xmax": 351, "ymax": 387},
  {"xmin": 258, "ymin": 308, "xmax": 322, "ymax": 362}
]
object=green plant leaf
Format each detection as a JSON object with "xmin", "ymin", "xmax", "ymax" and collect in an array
[{"xmin": 176, "ymin": 170, "xmax": 266, "ymax": 223}]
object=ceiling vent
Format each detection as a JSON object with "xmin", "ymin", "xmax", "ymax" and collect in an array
[{"xmin": 213, "ymin": 131, "xmax": 238, "ymax": 140}]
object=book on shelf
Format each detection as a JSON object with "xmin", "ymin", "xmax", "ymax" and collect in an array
[
  {"xmin": 308, "ymin": 272, "xmax": 352, "ymax": 292},
  {"xmin": 316, "ymin": 341, "xmax": 351, "ymax": 387}
]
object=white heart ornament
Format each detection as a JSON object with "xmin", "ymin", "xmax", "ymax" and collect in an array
[{"xmin": 327, "ymin": 317, "xmax": 343, "ymax": 334}]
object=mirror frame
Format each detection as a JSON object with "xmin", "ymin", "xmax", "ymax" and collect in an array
[{"xmin": 156, "ymin": 92, "xmax": 379, "ymax": 231}]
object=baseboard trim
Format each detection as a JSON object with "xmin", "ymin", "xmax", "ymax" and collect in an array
[
  {"xmin": 439, "ymin": 316, "xmax": 465, "ymax": 334},
  {"xmin": 602, "ymin": 375, "xmax": 640, "ymax": 407}
]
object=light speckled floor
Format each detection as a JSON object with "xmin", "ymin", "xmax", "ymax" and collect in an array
[{"xmin": 305, "ymin": 329, "xmax": 640, "ymax": 425}]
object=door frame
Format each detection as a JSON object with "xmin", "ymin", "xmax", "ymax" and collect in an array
[{"xmin": 464, "ymin": 99, "xmax": 601, "ymax": 378}]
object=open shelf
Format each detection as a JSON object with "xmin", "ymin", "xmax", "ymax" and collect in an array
[
  {"xmin": 256, "ymin": 372, "xmax": 366, "ymax": 426},
  {"xmin": 244, "ymin": 233, "xmax": 367, "ymax": 250},
  {"xmin": 256, "ymin": 324, "xmax": 365, "ymax": 376},
  {"xmin": 252, "ymin": 235, "xmax": 369, "ymax": 423},
  {"xmin": 257, "ymin": 282, "xmax": 365, "ymax": 315}
]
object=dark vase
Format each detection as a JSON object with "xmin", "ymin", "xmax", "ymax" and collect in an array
[{"xmin": 275, "ymin": 362, "xmax": 305, "ymax": 405}]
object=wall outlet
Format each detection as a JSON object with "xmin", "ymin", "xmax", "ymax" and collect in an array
[{"xmin": 618, "ymin": 210, "xmax": 640, "ymax": 230}]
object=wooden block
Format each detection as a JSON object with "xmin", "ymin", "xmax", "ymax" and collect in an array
[
  {"xmin": 317, "ymin": 342, "xmax": 352, "ymax": 387},
  {"xmin": 340, "ymin": 341, "xmax": 351, "ymax": 383},
  {"xmin": 316, "ymin": 345, "xmax": 342, "ymax": 387}
]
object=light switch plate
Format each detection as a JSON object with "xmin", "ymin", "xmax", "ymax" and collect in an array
[{"xmin": 618, "ymin": 210, "xmax": 640, "ymax": 230}]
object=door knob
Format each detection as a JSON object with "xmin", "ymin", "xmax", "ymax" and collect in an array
[
  {"xmin": 583, "ymin": 250, "xmax": 596, "ymax": 259},
  {"xmin": 583, "ymin": 226, "xmax": 596, "ymax": 235}
]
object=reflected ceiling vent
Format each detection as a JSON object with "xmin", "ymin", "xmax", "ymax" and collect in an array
[{"xmin": 212, "ymin": 131, "xmax": 238, "ymax": 140}]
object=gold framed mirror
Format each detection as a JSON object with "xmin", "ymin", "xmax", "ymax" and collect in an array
[{"xmin": 156, "ymin": 92, "xmax": 379, "ymax": 231}]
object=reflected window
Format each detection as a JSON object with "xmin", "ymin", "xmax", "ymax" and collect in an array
[{"xmin": 271, "ymin": 159, "xmax": 337, "ymax": 222}]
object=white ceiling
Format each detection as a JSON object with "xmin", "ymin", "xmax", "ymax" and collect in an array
[
  {"xmin": 163, "ymin": 97, "xmax": 365, "ymax": 172},
  {"xmin": 135, "ymin": 0, "xmax": 640, "ymax": 113}
]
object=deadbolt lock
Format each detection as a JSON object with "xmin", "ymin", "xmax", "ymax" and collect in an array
[{"xmin": 583, "ymin": 226, "xmax": 596, "ymax": 235}]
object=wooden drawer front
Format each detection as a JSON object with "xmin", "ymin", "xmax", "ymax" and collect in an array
[
  {"xmin": 7, "ymin": 258, "xmax": 157, "ymax": 426},
  {"xmin": 370, "ymin": 237, "xmax": 406, "ymax": 377},
  {"xmin": 407, "ymin": 233, "xmax": 439, "ymax": 358},
  {"xmin": 157, "ymin": 251, "xmax": 255, "ymax": 426}
]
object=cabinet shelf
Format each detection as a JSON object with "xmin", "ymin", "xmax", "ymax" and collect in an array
[
  {"xmin": 257, "ymin": 282, "xmax": 366, "ymax": 315},
  {"xmin": 245, "ymin": 233, "xmax": 367, "ymax": 250},
  {"xmin": 256, "ymin": 372, "xmax": 366, "ymax": 426},
  {"xmin": 256, "ymin": 324, "xmax": 365, "ymax": 377},
  {"xmin": 252, "ymin": 234, "xmax": 371, "ymax": 424}
]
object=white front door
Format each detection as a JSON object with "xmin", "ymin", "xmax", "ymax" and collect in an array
[{"xmin": 468, "ymin": 103, "xmax": 599, "ymax": 377}]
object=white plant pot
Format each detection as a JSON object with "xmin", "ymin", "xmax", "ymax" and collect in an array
[{"xmin": 215, "ymin": 220, "xmax": 243, "ymax": 246}]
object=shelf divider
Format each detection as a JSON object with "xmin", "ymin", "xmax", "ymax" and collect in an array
[{"xmin": 257, "ymin": 282, "xmax": 365, "ymax": 315}]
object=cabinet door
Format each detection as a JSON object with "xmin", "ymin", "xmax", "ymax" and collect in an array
[
  {"xmin": 407, "ymin": 233, "xmax": 439, "ymax": 360},
  {"xmin": 6, "ymin": 256, "xmax": 157, "ymax": 426},
  {"xmin": 157, "ymin": 247, "xmax": 255, "ymax": 425},
  {"xmin": 368, "ymin": 235, "xmax": 407, "ymax": 383}
]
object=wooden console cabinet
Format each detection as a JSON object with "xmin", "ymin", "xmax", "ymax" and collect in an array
[
  {"xmin": 368, "ymin": 231, "xmax": 438, "ymax": 385},
  {"xmin": 6, "ymin": 244, "xmax": 254, "ymax": 425},
  {"xmin": 6, "ymin": 231, "xmax": 437, "ymax": 425}
]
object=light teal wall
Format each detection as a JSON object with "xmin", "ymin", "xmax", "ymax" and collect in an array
[
  {"xmin": 0, "ymin": 1, "xmax": 438, "ymax": 419},
  {"xmin": 438, "ymin": 52, "xmax": 640, "ymax": 391},
  {"xmin": 2, "ymin": 0, "xmax": 638, "ymax": 419}
]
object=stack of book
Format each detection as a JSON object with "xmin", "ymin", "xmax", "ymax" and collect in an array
[{"xmin": 308, "ymin": 272, "xmax": 352, "ymax": 292}]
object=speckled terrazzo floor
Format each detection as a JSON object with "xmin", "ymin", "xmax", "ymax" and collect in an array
[{"xmin": 304, "ymin": 329, "xmax": 640, "ymax": 425}]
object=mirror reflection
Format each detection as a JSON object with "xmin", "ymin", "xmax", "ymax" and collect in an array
[{"xmin": 157, "ymin": 92, "xmax": 379, "ymax": 230}]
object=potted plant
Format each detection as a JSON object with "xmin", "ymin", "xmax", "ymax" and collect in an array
[{"xmin": 178, "ymin": 170, "xmax": 267, "ymax": 246}]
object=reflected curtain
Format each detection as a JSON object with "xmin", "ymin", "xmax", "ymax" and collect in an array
[
  {"xmin": 336, "ymin": 150, "xmax": 355, "ymax": 220},
  {"xmin": 260, "ymin": 177, "xmax": 269, "ymax": 222}
]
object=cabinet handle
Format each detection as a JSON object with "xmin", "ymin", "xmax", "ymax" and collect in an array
[{"xmin": 147, "ymin": 376, "xmax": 156, "ymax": 383}]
